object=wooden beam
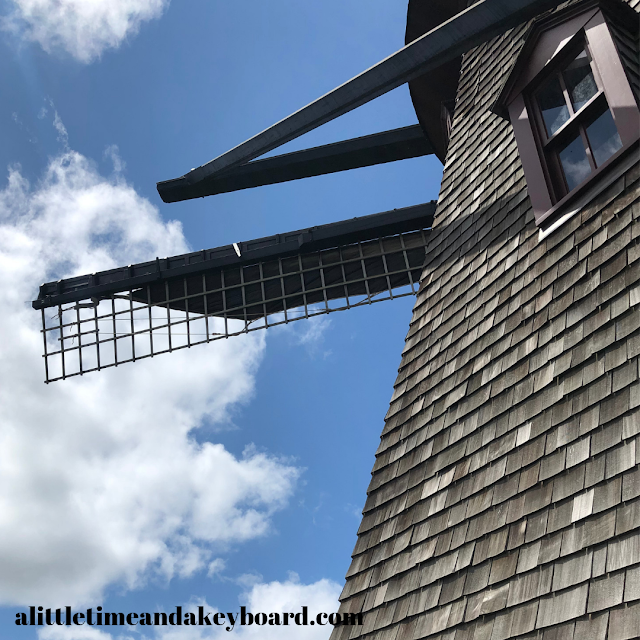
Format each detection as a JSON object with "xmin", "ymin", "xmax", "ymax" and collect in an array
[{"xmin": 157, "ymin": 125, "xmax": 432, "ymax": 203}]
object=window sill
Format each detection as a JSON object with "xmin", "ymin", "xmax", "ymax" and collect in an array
[{"xmin": 537, "ymin": 139, "xmax": 639, "ymax": 240}]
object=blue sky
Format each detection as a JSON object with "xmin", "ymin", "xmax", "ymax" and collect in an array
[{"xmin": 0, "ymin": 1, "xmax": 442, "ymax": 638}]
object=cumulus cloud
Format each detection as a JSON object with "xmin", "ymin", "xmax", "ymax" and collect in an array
[
  {"xmin": 38, "ymin": 575, "xmax": 342, "ymax": 640},
  {"xmin": 3, "ymin": 0, "xmax": 168, "ymax": 62},
  {"xmin": 0, "ymin": 147, "xmax": 300, "ymax": 606},
  {"xmin": 228, "ymin": 574, "xmax": 341, "ymax": 639}
]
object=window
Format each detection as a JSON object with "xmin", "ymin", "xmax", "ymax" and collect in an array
[
  {"xmin": 493, "ymin": 1, "xmax": 640, "ymax": 229},
  {"xmin": 531, "ymin": 43, "xmax": 623, "ymax": 199}
]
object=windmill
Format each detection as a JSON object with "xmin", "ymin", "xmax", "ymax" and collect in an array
[
  {"xmin": 29, "ymin": 0, "xmax": 640, "ymax": 638},
  {"xmin": 32, "ymin": 0, "xmax": 560, "ymax": 384}
]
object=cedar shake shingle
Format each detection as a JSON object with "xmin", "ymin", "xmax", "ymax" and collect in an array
[{"xmin": 330, "ymin": 1, "xmax": 640, "ymax": 638}]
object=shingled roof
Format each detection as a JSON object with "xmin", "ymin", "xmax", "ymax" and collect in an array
[
  {"xmin": 405, "ymin": 0, "xmax": 467, "ymax": 162},
  {"xmin": 330, "ymin": 0, "xmax": 640, "ymax": 638},
  {"xmin": 491, "ymin": 0, "xmax": 640, "ymax": 120}
]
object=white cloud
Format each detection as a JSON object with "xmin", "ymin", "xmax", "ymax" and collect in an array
[
  {"xmin": 230, "ymin": 574, "xmax": 341, "ymax": 639},
  {"xmin": 38, "ymin": 576, "xmax": 342, "ymax": 640},
  {"xmin": 3, "ymin": 0, "xmax": 168, "ymax": 62},
  {"xmin": 0, "ymin": 147, "xmax": 300, "ymax": 606}
]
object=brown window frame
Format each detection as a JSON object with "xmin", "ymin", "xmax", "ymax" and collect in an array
[
  {"xmin": 528, "ymin": 40, "xmax": 616, "ymax": 202},
  {"xmin": 495, "ymin": 2, "xmax": 640, "ymax": 230}
]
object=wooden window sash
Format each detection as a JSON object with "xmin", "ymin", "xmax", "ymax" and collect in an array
[
  {"xmin": 529, "ymin": 38, "xmax": 607, "ymax": 197},
  {"xmin": 503, "ymin": 5, "xmax": 640, "ymax": 228}
]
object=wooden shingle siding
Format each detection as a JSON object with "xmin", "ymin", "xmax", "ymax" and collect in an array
[{"xmin": 331, "ymin": 1, "xmax": 639, "ymax": 639}]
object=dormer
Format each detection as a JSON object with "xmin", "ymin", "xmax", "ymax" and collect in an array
[{"xmin": 493, "ymin": 0, "xmax": 639, "ymax": 231}]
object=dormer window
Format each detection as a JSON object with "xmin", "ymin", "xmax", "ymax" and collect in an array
[
  {"xmin": 494, "ymin": 1, "xmax": 639, "ymax": 230},
  {"xmin": 531, "ymin": 42, "xmax": 623, "ymax": 198}
]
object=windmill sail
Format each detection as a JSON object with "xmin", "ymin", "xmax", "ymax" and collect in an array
[{"xmin": 34, "ymin": 203, "xmax": 433, "ymax": 383}]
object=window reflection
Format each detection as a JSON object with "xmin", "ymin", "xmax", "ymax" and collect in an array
[
  {"xmin": 586, "ymin": 109, "xmax": 622, "ymax": 166},
  {"xmin": 537, "ymin": 76, "xmax": 570, "ymax": 136},
  {"xmin": 558, "ymin": 134, "xmax": 591, "ymax": 191},
  {"xmin": 563, "ymin": 50, "xmax": 598, "ymax": 112},
  {"xmin": 532, "ymin": 42, "xmax": 626, "ymax": 200}
]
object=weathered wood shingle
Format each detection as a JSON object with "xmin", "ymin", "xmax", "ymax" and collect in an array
[{"xmin": 331, "ymin": 1, "xmax": 640, "ymax": 638}]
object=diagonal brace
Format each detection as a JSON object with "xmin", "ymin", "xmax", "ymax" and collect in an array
[{"xmin": 157, "ymin": 125, "xmax": 432, "ymax": 203}]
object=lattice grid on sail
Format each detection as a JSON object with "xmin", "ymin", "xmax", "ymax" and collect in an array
[{"xmin": 38, "ymin": 227, "xmax": 429, "ymax": 382}]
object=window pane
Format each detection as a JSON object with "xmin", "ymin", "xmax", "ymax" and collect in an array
[
  {"xmin": 536, "ymin": 76, "xmax": 570, "ymax": 136},
  {"xmin": 562, "ymin": 49, "xmax": 598, "ymax": 112},
  {"xmin": 586, "ymin": 109, "xmax": 622, "ymax": 167},
  {"xmin": 558, "ymin": 133, "xmax": 591, "ymax": 191}
]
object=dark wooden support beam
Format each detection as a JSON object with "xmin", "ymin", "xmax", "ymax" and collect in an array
[{"xmin": 157, "ymin": 125, "xmax": 432, "ymax": 203}]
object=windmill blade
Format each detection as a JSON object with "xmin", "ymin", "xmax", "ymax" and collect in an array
[{"xmin": 35, "ymin": 203, "xmax": 434, "ymax": 383}]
